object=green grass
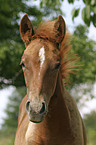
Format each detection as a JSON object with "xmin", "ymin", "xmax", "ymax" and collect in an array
[
  {"xmin": 0, "ymin": 130, "xmax": 15, "ymax": 145},
  {"xmin": 0, "ymin": 136, "xmax": 14, "ymax": 145}
]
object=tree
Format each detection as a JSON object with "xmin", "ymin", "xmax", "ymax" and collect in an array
[
  {"xmin": 0, "ymin": 0, "xmax": 40, "ymax": 87},
  {"xmin": 69, "ymin": 25, "xmax": 96, "ymax": 107},
  {"xmin": 71, "ymin": 0, "xmax": 96, "ymax": 27},
  {"xmin": 70, "ymin": 25, "xmax": 96, "ymax": 87},
  {"xmin": 2, "ymin": 87, "xmax": 26, "ymax": 131},
  {"xmin": 0, "ymin": 0, "xmax": 96, "ymax": 88},
  {"xmin": 84, "ymin": 111, "xmax": 96, "ymax": 145},
  {"xmin": 0, "ymin": 0, "xmax": 63, "ymax": 88},
  {"xmin": 39, "ymin": 0, "xmax": 96, "ymax": 27},
  {"xmin": 0, "ymin": 87, "xmax": 26, "ymax": 145}
]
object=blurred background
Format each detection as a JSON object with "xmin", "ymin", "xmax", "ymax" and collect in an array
[{"xmin": 0, "ymin": 0, "xmax": 96, "ymax": 145}]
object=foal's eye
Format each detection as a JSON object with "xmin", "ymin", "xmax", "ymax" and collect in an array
[
  {"xmin": 20, "ymin": 62, "xmax": 25, "ymax": 68},
  {"xmin": 55, "ymin": 62, "xmax": 61, "ymax": 70}
]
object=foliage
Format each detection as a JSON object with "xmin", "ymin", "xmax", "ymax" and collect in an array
[
  {"xmin": 67, "ymin": 24, "xmax": 96, "ymax": 108},
  {"xmin": 0, "ymin": 0, "xmax": 62, "ymax": 88},
  {"xmin": 0, "ymin": 87, "xmax": 26, "ymax": 145},
  {"xmin": 72, "ymin": 7, "xmax": 80, "ymax": 22},
  {"xmin": 0, "ymin": 0, "xmax": 44, "ymax": 42},
  {"xmin": 84, "ymin": 111, "xmax": 96, "ymax": 145},
  {"xmin": 2, "ymin": 87, "xmax": 26, "ymax": 131},
  {"xmin": 39, "ymin": 0, "xmax": 96, "ymax": 27},
  {"xmin": 69, "ymin": 25, "xmax": 96, "ymax": 88},
  {"xmin": 71, "ymin": 0, "xmax": 96, "ymax": 27},
  {"xmin": 82, "ymin": 0, "xmax": 96, "ymax": 27},
  {"xmin": 70, "ymin": 83, "xmax": 95, "ymax": 109},
  {"xmin": 0, "ymin": 0, "xmax": 96, "ymax": 88},
  {"xmin": 39, "ymin": 0, "xmax": 63, "ymax": 17}
]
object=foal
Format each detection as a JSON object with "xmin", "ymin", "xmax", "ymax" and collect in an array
[{"xmin": 15, "ymin": 14, "xmax": 87, "ymax": 145}]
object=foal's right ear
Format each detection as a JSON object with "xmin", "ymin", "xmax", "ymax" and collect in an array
[{"xmin": 20, "ymin": 14, "xmax": 34, "ymax": 47}]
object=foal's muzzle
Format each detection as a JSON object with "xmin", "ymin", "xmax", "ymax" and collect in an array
[{"xmin": 26, "ymin": 100, "xmax": 47, "ymax": 123}]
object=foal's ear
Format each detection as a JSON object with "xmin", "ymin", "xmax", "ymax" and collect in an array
[
  {"xmin": 20, "ymin": 14, "xmax": 34, "ymax": 47},
  {"xmin": 54, "ymin": 15, "xmax": 66, "ymax": 43}
]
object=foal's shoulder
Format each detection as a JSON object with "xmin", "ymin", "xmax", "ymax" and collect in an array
[
  {"xmin": 63, "ymin": 88, "xmax": 81, "ymax": 119},
  {"xmin": 18, "ymin": 95, "xmax": 28, "ymax": 127}
]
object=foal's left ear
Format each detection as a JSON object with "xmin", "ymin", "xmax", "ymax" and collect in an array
[
  {"xmin": 54, "ymin": 15, "xmax": 66, "ymax": 44},
  {"xmin": 20, "ymin": 14, "xmax": 34, "ymax": 47}
]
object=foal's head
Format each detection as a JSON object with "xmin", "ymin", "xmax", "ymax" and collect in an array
[{"xmin": 20, "ymin": 14, "xmax": 66, "ymax": 123}]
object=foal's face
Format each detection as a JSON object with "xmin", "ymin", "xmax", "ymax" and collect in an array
[
  {"xmin": 21, "ymin": 39, "xmax": 60, "ymax": 122},
  {"xmin": 20, "ymin": 14, "xmax": 66, "ymax": 123}
]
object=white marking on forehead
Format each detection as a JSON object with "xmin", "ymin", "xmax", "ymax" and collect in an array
[{"xmin": 39, "ymin": 46, "xmax": 45, "ymax": 68}]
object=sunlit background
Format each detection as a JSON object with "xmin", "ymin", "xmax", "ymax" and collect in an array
[{"xmin": 0, "ymin": 0, "xmax": 96, "ymax": 145}]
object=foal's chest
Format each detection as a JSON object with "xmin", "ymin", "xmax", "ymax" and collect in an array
[
  {"xmin": 25, "ymin": 122, "xmax": 74, "ymax": 145},
  {"xmin": 25, "ymin": 122, "xmax": 44, "ymax": 145}
]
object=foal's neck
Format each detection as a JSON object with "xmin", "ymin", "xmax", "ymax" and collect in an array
[
  {"xmin": 39, "ymin": 74, "xmax": 71, "ymax": 138},
  {"xmin": 46, "ymin": 74, "xmax": 70, "ymax": 124}
]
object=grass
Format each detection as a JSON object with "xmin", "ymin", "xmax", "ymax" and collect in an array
[
  {"xmin": 0, "ymin": 130, "xmax": 15, "ymax": 145},
  {"xmin": 0, "ymin": 136, "xmax": 14, "ymax": 145}
]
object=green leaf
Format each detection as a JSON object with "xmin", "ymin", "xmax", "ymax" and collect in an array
[
  {"xmin": 86, "ymin": 5, "xmax": 91, "ymax": 20},
  {"xmin": 92, "ymin": 14, "xmax": 96, "ymax": 27},
  {"xmin": 83, "ymin": 0, "xmax": 85, "ymax": 3},
  {"xmin": 83, "ymin": 0, "xmax": 91, "ymax": 4},
  {"xmin": 40, "ymin": 1, "xmax": 43, "ymax": 8},
  {"xmin": 82, "ymin": 7, "xmax": 90, "ymax": 26},
  {"xmin": 72, "ymin": 8, "xmax": 80, "ymax": 22},
  {"xmin": 68, "ymin": 0, "xmax": 75, "ymax": 3},
  {"xmin": 72, "ymin": 8, "xmax": 76, "ymax": 21}
]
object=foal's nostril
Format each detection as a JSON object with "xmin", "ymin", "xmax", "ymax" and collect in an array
[
  {"xmin": 40, "ymin": 102, "xmax": 46, "ymax": 114},
  {"xmin": 26, "ymin": 101, "xmax": 46, "ymax": 115},
  {"xmin": 26, "ymin": 101, "xmax": 30, "ymax": 112}
]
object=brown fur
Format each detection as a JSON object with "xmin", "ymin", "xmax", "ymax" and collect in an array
[
  {"xmin": 15, "ymin": 14, "xmax": 87, "ymax": 145},
  {"xmin": 23, "ymin": 16, "xmax": 78, "ymax": 84}
]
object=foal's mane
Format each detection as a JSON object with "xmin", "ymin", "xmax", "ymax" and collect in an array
[{"xmin": 31, "ymin": 20, "xmax": 79, "ymax": 85}]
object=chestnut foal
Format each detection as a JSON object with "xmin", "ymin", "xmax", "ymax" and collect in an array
[{"xmin": 15, "ymin": 14, "xmax": 87, "ymax": 145}]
